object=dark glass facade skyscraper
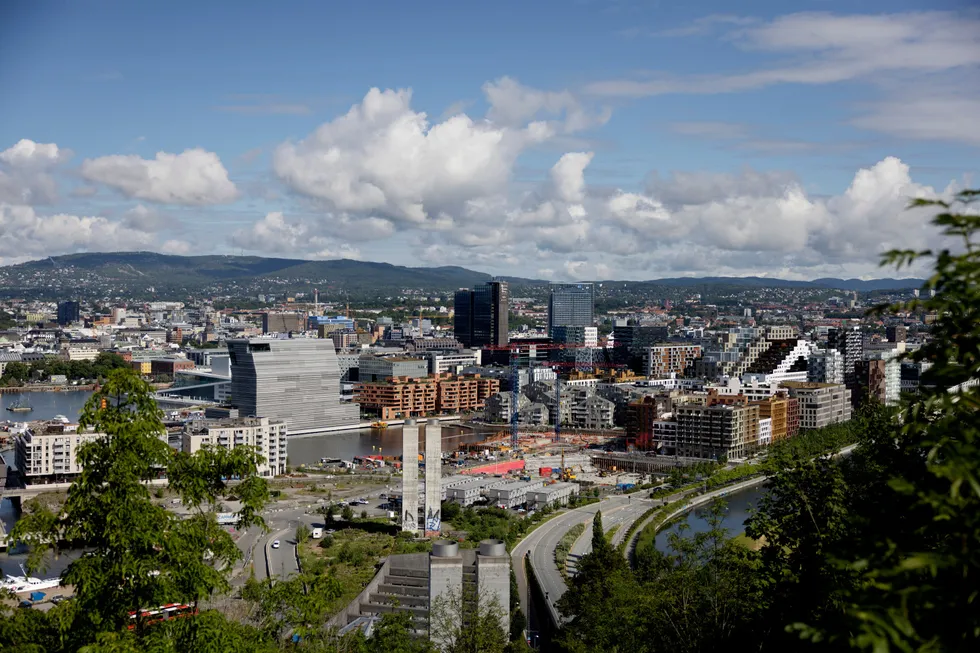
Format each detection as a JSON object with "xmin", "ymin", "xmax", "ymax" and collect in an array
[
  {"xmin": 57, "ymin": 301, "xmax": 80, "ymax": 326},
  {"xmin": 453, "ymin": 281, "xmax": 508, "ymax": 348},
  {"xmin": 548, "ymin": 282, "xmax": 594, "ymax": 335}
]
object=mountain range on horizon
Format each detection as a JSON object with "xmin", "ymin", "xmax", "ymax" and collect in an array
[{"xmin": 0, "ymin": 251, "xmax": 925, "ymax": 296}]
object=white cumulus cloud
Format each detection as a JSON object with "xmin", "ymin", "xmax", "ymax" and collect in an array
[
  {"xmin": 0, "ymin": 203, "xmax": 156, "ymax": 261},
  {"xmin": 80, "ymin": 148, "xmax": 239, "ymax": 205},
  {"xmin": 231, "ymin": 212, "xmax": 362, "ymax": 260}
]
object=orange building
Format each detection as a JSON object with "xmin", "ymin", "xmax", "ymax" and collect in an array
[
  {"xmin": 355, "ymin": 373, "xmax": 499, "ymax": 420},
  {"xmin": 752, "ymin": 392, "xmax": 800, "ymax": 442}
]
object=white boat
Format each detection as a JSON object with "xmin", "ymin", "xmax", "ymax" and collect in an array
[{"xmin": 0, "ymin": 566, "xmax": 61, "ymax": 593}]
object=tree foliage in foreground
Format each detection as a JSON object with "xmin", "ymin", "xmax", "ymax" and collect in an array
[{"xmin": 555, "ymin": 191, "xmax": 980, "ymax": 652}]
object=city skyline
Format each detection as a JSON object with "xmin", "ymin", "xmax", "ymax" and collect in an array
[{"xmin": 1, "ymin": 1, "xmax": 977, "ymax": 282}]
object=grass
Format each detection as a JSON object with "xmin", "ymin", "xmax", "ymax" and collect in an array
[
  {"xmin": 295, "ymin": 521, "xmax": 432, "ymax": 616},
  {"xmin": 605, "ymin": 524, "xmax": 621, "ymax": 543},
  {"xmin": 731, "ymin": 532, "xmax": 765, "ymax": 551},
  {"xmin": 555, "ymin": 523, "xmax": 587, "ymax": 579}
]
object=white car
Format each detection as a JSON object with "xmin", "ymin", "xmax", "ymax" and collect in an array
[{"xmin": 271, "ymin": 540, "xmax": 281, "ymax": 549}]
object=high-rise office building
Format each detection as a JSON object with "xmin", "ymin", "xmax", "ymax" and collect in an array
[
  {"xmin": 885, "ymin": 325, "xmax": 908, "ymax": 343},
  {"xmin": 453, "ymin": 281, "xmax": 508, "ymax": 348},
  {"xmin": 828, "ymin": 327, "xmax": 863, "ymax": 389},
  {"xmin": 548, "ymin": 283, "xmax": 594, "ymax": 336},
  {"xmin": 473, "ymin": 281, "xmax": 509, "ymax": 347},
  {"xmin": 227, "ymin": 338, "xmax": 359, "ymax": 434},
  {"xmin": 453, "ymin": 290, "xmax": 475, "ymax": 346},
  {"xmin": 57, "ymin": 301, "xmax": 80, "ymax": 326}
]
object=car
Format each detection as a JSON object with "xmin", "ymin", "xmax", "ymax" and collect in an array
[
  {"xmin": 271, "ymin": 539, "xmax": 281, "ymax": 549},
  {"xmin": 18, "ymin": 600, "xmax": 32, "ymax": 609},
  {"xmin": 50, "ymin": 595, "xmax": 66, "ymax": 604}
]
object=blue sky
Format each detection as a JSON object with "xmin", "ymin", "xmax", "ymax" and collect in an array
[{"xmin": 1, "ymin": 0, "xmax": 977, "ymax": 280}]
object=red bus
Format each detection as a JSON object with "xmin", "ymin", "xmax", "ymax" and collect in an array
[{"xmin": 127, "ymin": 603, "xmax": 197, "ymax": 630}]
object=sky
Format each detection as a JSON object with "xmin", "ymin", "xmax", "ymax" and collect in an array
[{"xmin": 1, "ymin": 0, "xmax": 977, "ymax": 281}]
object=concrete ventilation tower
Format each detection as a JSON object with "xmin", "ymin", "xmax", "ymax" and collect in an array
[
  {"xmin": 476, "ymin": 539, "xmax": 511, "ymax": 635},
  {"xmin": 402, "ymin": 420, "xmax": 420, "ymax": 533},
  {"xmin": 429, "ymin": 540, "xmax": 463, "ymax": 648},
  {"xmin": 424, "ymin": 423, "xmax": 442, "ymax": 536}
]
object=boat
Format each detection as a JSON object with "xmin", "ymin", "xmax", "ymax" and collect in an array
[
  {"xmin": 6, "ymin": 397, "xmax": 33, "ymax": 413},
  {"xmin": 371, "ymin": 421, "xmax": 388, "ymax": 430},
  {"xmin": 0, "ymin": 566, "xmax": 61, "ymax": 593}
]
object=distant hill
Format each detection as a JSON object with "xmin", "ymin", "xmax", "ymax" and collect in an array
[
  {"xmin": 0, "ymin": 252, "xmax": 545, "ymax": 299},
  {"xmin": 0, "ymin": 251, "xmax": 923, "ymax": 299},
  {"xmin": 647, "ymin": 276, "xmax": 924, "ymax": 291}
]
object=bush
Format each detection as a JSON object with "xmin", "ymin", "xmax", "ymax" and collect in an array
[
  {"xmin": 319, "ymin": 535, "xmax": 334, "ymax": 549},
  {"xmin": 342, "ymin": 505, "xmax": 355, "ymax": 522},
  {"xmin": 360, "ymin": 509, "xmax": 368, "ymax": 520}
]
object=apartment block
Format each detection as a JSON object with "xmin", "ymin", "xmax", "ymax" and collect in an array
[
  {"xmin": 780, "ymin": 381, "xmax": 852, "ymax": 430},
  {"xmin": 182, "ymin": 416, "xmax": 288, "ymax": 477},
  {"xmin": 646, "ymin": 344, "xmax": 702, "ymax": 378},
  {"xmin": 16, "ymin": 420, "xmax": 166, "ymax": 483},
  {"xmin": 356, "ymin": 376, "xmax": 438, "ymax": 420},
  {"xmin": 752, "ymin": 392, "xmax": 800, "ymax": 443},
  {"xmin": 16, "ymin": 422, "xmax": 106, "ymax": 482},
  {"xmin": 674, "ymin": 402, "xmax": 760, "ymax": 460},
  {"xmin": 356, "ymin": 374, "xmax": 500, "ymax": 419}
]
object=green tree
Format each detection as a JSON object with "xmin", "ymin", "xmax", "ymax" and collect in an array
[
  {"xmin": 342, "ymin": 505, "xmax": 355, "ymax": 522},
  {"xmin": 296, "ymin": 523, "xmax": 311, "ymax": 543},
  {"xmin": 590, "ymin": 510, "xmax": 606, "ymax": 555},
  {"xmin": 430, "ymin": 586, "xmax": 509, "ymax": 653},
  {"xmin": 8, "ymin": 369, "xmax": 269, "ymax": 651}
]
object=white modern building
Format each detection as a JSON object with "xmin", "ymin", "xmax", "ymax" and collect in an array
[
  {"xmin": 808, "ymin": 349, "xmax": 845, "ymax": 385},
  {"xmin": 181, "ymin": 416, "xmax": 288, "ymax": 477}
]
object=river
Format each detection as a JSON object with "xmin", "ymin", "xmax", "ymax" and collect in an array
[
  {"xmin": 0, "ymin": 390, "xmax": 94, "ymax": 423},
  {"xmin": 654, "ymin": 484, "xmax": 767, "ymax": 552}
]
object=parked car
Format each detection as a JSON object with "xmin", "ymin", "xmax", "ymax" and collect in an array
[
  {"xmin": 271, "ymin": 540, "xmax": 281, "ymax": 549},
  {"xmin": 18, "ymin": 600, "xmax": 32, "ymax": 609},
  {"xmin": 50, "ymin": 595, "xmax": 66, "ymax": 604}
]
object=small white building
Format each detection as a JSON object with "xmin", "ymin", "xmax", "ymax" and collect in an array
[
  {"xmin": 758, "ymin": 417, "xmax": 773, "ymax": 447},
  {"xmin": 526, "ymin": 482, "xmax": 579, "ymax": 510},
  {"xmin": 485, "ymin": 480, "xmax": 544, "ymax": 509},
  {"xmin": 446, "ymin": 477, "xmax": 511, "ymax": 506}
]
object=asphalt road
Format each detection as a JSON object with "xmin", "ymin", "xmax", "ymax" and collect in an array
[
  {"xmin": 567, "ymin": 495, "xmax": 654, "ymax": 575},
  {"xmin": 511, "ymin": 494, "xmax": 654, "ymax": 630}
]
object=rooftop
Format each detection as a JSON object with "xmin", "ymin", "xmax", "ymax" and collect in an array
[{"xmin": 780, "ymin": 381, "xmax": 839, "ymax": 389}]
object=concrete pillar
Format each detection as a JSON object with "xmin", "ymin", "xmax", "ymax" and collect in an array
[
  {"xmin": 429, "ymin": 540, "xmax": 463, "ymax": 647},
  {"xmin": 476, "ymin": 539, "xmax": 510, "ymax": 635},
  {"xmin": 424, "ymin": 422, "xmax": 442, "ymax": 536},
  {"xmin": 402, "ymin": 420, "xmax": 419, "ymax": 534}
]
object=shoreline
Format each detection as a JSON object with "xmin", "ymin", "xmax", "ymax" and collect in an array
[
  {"xmin": 0, "ymin": 385, "xmax": 97, "ymax": 394},
  {"xmin": 0, "ymin": 382, "xmax": 171, "ymax": 394}
]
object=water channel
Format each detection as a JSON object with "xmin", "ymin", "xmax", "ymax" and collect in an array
[{"xmin": 653, "ymin": 484, "xmax": 767, "ymax": 552}]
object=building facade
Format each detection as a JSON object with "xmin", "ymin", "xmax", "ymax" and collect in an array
[
  {"xmin": 57, "ymin": 301, "xmax": 80, "ymax": 326},
  {"xmin": 547, "ymin": 282, "xmax": 594, "ymax": 336},
  {"xmin": 674, "ymin": 403, "xmax": 760, "ymax": 460},
  {"xmin": 454, "ymin": 282, "xmax": 509, "ymax": 348},
  {"xmin": 647, "ymin": 344, "xmax": 702, "ymax": 378},
  {"xmin": 359, "ymin": 355, "xmax": 429, "ymax": 382},
  {"xmin": 780, "ymin": 381, "xmax": 852, "ymax": 430},
  {"xmin": 261, "ymin": 312, "xmax": 306, "ymax": 334},
  {"xmin": 181, "ymin": 416, "xmax": 288, "ymax": 477},
  {"xmin": 227, "ymin": 338, "xmax": 359, "ymax": 433}
]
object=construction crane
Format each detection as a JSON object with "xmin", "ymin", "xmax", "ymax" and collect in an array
[{"xmin": 483, "ymin": 342, "xmax": 592, "ymax": 449}]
